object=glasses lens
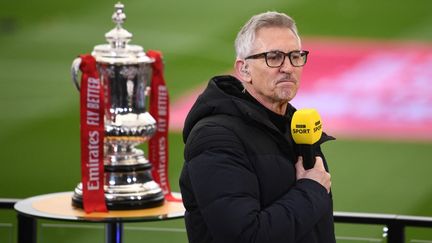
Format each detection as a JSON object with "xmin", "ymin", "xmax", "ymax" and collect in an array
[
  {"xmin": 290, "ymin": 51, "xmax": 307, "ymax": 67},
  {"xmin": 265, "ymin": 51, "xmax": 285, "ymax": 67}
]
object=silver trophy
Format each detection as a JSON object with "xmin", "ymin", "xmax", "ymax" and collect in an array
[{"xmin": 70, "ymin": 2, "xmax": 164, "ymax": 209}]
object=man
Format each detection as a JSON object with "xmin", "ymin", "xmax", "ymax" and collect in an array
[{"xmin": 180, "ymin": 11, "xmax": 335, "ymax": 243}]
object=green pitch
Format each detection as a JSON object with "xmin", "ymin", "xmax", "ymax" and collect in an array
[{"xmin": 1, "ymin": 0, "xmax": 431, "ymax": 242}]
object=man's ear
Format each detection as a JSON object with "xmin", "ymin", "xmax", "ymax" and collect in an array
[{"xmin": 234, "ymin": 59, "xmax": 251, "ymax": 82}]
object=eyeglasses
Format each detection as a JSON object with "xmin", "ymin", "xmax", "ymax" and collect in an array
[{"xmin": 245, "ymin": 50, "xmax": 309, "ymax": 68}]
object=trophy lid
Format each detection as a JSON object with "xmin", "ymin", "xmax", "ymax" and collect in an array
[{"xmin": 92, "ymin": 2, "xmax": 154, "ymax": 64}]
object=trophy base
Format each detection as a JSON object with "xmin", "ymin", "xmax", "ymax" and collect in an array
[
  {"xmin": 71, "ymin": 182, "xmax": 165, "ymax": 210},
  {"xmin": 71, "ymin": 193, "xmax": 165, "ymax": 210}
]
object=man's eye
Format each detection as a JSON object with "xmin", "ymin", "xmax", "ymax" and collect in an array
[
  {"xmin": 291, "ymin": 55, "xmax": 300, "ymax": 60},
  {"xmin": 267, "ymin": 52, "xmax": 283, "ymax": 60}
]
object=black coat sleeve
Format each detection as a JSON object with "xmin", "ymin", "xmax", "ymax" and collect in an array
[{"xmin": 182, "ymin": 124, "xmax": 332, "ymax": 243}]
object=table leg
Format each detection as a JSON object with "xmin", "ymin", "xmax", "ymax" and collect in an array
[
  {"xmin": 17, "ymin": 213, "xmax": 37, "ymax": 243},
  {"xmin": 105, "ymin": 222, "xmax": 123, "ymax": 243}
]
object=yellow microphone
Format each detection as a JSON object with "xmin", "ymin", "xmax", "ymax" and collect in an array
[{"xmin": 291, "ymin": 108, "xmax": 323, "ymax": 169}]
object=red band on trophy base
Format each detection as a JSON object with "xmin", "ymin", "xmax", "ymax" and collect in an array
[
  {"xmin": 79, "ymin": 54, "xmax": 108, "ymax": 213},
  {"xmin": 147, "ymin": 50, "xmax": 181, "ymax": 202}
]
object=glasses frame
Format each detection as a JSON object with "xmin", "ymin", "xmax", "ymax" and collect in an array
[{"xmin": 245, "ymin": 50, "xmax": 309, "ymax": 68}]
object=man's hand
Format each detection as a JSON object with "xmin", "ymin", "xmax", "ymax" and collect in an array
[{"xmin": 295, "ymin": 156, "xmax": 331, "ymax": 193}]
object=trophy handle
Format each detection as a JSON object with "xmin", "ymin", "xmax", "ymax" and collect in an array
[{"xmin": 71, "ymin": 57, "xmax": 82, "ymax": 91}]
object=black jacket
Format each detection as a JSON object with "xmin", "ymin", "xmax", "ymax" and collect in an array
[{"xmin": 180, "ymin": 75, "xmax": 335, "ymax": 243}]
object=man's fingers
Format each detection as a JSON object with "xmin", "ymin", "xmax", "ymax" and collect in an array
[
  {"xmin": 295, "ymin": 156, "xmax": 304, "ymax": 169},
  {"xmin": 313, "ymin": 156, "xmax": 325, "ymax": 170}
]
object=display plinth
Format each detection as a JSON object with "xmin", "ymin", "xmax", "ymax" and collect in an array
[{"xmin": 14, "ymin": 192, "xmax": 184, "ymax": 243}]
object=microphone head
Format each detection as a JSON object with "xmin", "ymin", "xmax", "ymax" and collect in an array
[{"xmin": 291, "ymin": 108, "xmax": 323, "ymax": 145}]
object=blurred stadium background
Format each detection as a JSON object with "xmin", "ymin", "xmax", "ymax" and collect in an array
[{"xmin": 1, "ymin": 0, "xmax": 432, "ymax": 242}]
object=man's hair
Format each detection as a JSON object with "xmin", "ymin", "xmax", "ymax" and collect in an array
[{"xmin": 234, "ymin": 11, "xmax": 300, "ymax": 59}]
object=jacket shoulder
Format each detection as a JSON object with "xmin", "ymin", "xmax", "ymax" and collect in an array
[{"xmin": 184, "ymin": 114, "xmax": 246, "ymax": 161}]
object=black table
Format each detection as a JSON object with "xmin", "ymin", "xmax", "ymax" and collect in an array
[{"xmin": 14, "ymin": 192, "xmax": 184, "ymax": 243}]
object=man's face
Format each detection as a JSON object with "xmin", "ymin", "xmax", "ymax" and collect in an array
[{"xmin": 246, "ymin": 27, "xmax": 303, "ymax": 105}]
